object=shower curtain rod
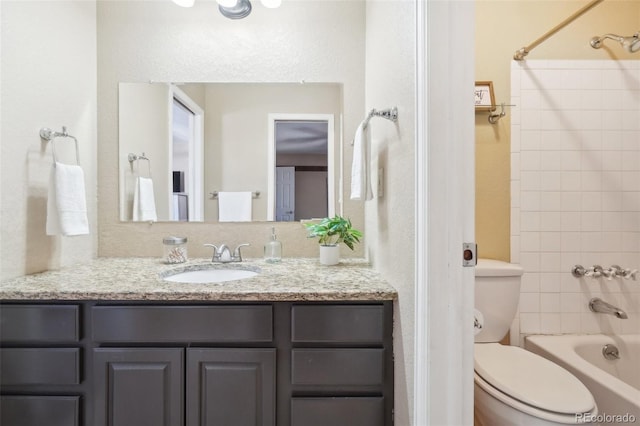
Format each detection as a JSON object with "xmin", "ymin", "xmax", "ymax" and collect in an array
[{"xmin": 514, "ymin": 0, "xmax": 604, "ymax": 60}]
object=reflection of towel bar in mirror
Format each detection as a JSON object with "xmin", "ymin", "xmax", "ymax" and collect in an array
[
  {"xmin": 40, "ymin": 126, "xmax": 81, "ymax": 165},
  {"xmin": 210, "ymin": 191, "xmax": 261, "ymax": 200}
]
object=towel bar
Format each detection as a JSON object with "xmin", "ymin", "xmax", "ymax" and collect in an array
[{"xmin": 210, "ymin": 191, "xmax": 260, "ymax": 200}]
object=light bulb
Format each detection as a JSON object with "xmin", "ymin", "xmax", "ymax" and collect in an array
[
  {"xmin": 260, "ymin": 0, "xmax": 281, "ymax": 8},
  {"xmin": 217, "ymin": 0, "xmax": 239, "ymax": 8},
  {"xmin": 172, "ymin": 0, "xmax": 195, "ymax": 7}
]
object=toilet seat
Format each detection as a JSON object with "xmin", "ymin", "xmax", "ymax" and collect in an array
[{"xmin": 475, "ymin": 344, "xmax": 597, "ymax": 422}]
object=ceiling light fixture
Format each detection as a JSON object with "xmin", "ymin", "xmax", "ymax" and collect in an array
[
  {"xmin": 172, "ymin": 0, "xmax": 280, "ymax": 20},
  {"xmin": 218, "ymin": 0, "xmax": 252, "ymax": 19}
]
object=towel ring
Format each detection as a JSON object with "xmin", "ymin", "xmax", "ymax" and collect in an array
[
  {"xmin": 351, "ymin": 107, "xmax": 399, "ymax": 145},
  {"xmin": 128, "ymin": 153, "xmax": 152, "ymax": 178},
  {"xmin": 40, "ymin": 126, "xmax": 80, "ymax": 166}
]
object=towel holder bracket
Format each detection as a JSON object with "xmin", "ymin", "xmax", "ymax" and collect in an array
[
  {"xmin": 364, "ymin": 106, "xmax": 399, "ymax": 128},
  {"xmin": 373, "ymin": 106, "xmax": 398, "ymax": 123}
]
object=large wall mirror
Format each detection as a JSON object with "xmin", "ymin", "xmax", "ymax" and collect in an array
[{"xmin": 119, "ymin": 82, "xmax": 343, "ymax": 223}]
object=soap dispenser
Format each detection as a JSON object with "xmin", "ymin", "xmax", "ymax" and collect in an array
[{"xmin": 264, "ymin": 227, "xmax": 282, "ymax": 263}]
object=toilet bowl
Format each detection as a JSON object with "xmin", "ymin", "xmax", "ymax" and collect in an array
[{"xmin": 474, "ymin": 259, "xmax": 597, "ymax": 425}]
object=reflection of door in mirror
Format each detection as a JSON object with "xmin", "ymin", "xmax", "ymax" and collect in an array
[
  {"xmin": 270, "ymin": 117, "xmax": 332, "ymax": 221},
  {"xmin": 275, "ymin": 166, "xmax": 295, "ymax": 221},
  {"xmin": 170, "ymin": 87, "xmax": 204, "ymax": 222}
]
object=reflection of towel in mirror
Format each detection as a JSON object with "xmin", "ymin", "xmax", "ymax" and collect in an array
[
  {"xmin": 350, "ymin": 121, "xmax": 373, "ymax": 201},
  {"xmin": 133, "ymin": 176, "xmax": 157, "ymax": 222},
  {"xmin": 46, "ymin": 162, "xmax": 90, "ymax": 236},
  {"xmin": 218, "ymin": 191, "xmax": 252, "ymax": 222}
]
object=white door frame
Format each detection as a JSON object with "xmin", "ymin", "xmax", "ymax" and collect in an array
[
  {"xmin": 414, "ymin": 0, "xmax": 476, "ymax": 425},
  {"xmin": 267, "ymin": 114, "xmax": 335, "ymax": 221}
]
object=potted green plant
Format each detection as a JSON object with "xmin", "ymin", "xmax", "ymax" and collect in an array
[{"xmin": 305, "ymin": 215, "xmax": 363, "ymax": 265}]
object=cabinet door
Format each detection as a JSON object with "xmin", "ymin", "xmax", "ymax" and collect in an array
[
  {"xmin": 93, "ymin": 348, "xmax": 183, "ymax": 426},
  {"xmin": 186, "ymin": 348, "xmax": 276, "ymax": 426}
]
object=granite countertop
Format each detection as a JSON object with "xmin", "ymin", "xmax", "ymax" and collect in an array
[{"xmin": 0, "ymin": 258, "xmax": 397, "ymax": 301}]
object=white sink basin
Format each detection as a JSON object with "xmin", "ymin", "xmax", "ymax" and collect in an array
[{"xmin": 163, "ymin": 267, "xmax": 259, "ymax": 283}]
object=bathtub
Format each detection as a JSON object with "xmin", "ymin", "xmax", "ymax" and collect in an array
[{"xmin": 526, "ymin": 334, "xmax": 639, "ymax": 426}]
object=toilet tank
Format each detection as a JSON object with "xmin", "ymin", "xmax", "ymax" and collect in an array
[{"xmin": 475, "ymin": 259, "xmax": 524, "ymax": 343}]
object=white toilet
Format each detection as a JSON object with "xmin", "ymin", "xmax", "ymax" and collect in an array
[{"xmin": 474, "ymin": 259, "xmax": 598, "ymax": 425}]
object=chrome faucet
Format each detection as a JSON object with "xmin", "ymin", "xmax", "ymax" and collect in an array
[
  {"xmin": 589, "ymin": 297, "xmax": 628, "ymax": 319},
  {"xmin": 204, "ymin": 243, "xmax": 249, "ymax": 263}
]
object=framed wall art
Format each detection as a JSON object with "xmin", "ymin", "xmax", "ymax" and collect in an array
[{"xmin": 475, "ymin": 81, "xmax": 496, "ymax": 111}]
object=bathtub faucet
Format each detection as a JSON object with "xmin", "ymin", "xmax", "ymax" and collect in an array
[{"xmin": 589, "ymin": 297, "xmax": 628, "ymax": 319}]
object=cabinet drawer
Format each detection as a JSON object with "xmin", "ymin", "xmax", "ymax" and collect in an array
[
  {"xmin": 0, "ymin": 305, "xmax": 79, "ymax": 343},
  {"xmin": 92, "ymin": 305, "xmax": 272, "ymax": 343},
  {"xmin": 0, "ymin": 348, "xmax": 80, "ymax": 386},
  {"xmin": 291, "ymin": 348, "xmax": 384, "ymax": 389},
  {"xmin": 291, "ymin": 305, "xmax": 384, "ymax": 344},
  {"xmin": 291, "ymin": 397, "xmax": 384, "ymax": 426},
  {"xmin": 0, "ymin": 396, "xmax": 80, "ymax": 426}
]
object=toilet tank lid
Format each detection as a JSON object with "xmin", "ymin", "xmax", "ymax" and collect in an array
[{"xmin": 476, "ymin": 259, "xmax": 524, "ymax": 277}]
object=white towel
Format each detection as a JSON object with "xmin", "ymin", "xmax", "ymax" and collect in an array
[
  {"xmin": 218, "ymin": 191, "xmax": 252, "ymax": 222},
  {"xmin": 133, "ymin": 176, "xmax": 157, "ymax": 222},
  {"xmin": 46, "ymin": 162, "xmax": 90, "ymax": 236},
  {"xmin": 350, "ymin": 121, "xmax": 373, "ymax": 201}
]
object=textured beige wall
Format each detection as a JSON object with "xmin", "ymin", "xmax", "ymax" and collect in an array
[
  {"xmin": 97, "ymin": 1, "xmax": 366, "ymax": 259},
  {"xmin": 364, "ymin": 1, "xmax": 416, "ymax": 425},
  {"xmin": 475, "ymin": 0, "xmax": 640, "ymax": 261},
  {"xmin": 1, "ymin": 1, "xmax": 97, "ymax": 281}
]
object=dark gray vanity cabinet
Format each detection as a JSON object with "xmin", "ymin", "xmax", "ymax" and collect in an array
[
  {"xmin": 92, "ymin": 347, "xmax": 276, "ymax": 426},
  {"xmin": 0, "ymin": 304, "xmax": 82, "ymax": 426},
  {"xmin": 1, "ymin": 300, "xmax": 393, "ymax": 426},
  {"xmin": 289, "ymin": 304, "xmax": 392, "ymax": 426},
  {"xmin": 91, "ymin": 305, "xmax": 276, "ymax": 426}
]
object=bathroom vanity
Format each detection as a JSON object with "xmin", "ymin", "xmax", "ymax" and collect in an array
[{"xmin": 0, "ymin": 258, "xmax": 396, "ymax": 426}]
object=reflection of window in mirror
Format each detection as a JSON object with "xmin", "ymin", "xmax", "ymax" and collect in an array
[{"xmin": 271, "ymin": 117, "xmax": 333, "ymax": 221}]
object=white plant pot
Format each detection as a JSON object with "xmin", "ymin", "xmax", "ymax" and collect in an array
[{"xmin": 319, "ymin": 244, "xmax": 340, "ymax": 265}]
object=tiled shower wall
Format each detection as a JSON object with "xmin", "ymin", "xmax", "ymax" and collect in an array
[{"xmin": 510, "ymin": 60, "xmax": 640, "ymax": 343}]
